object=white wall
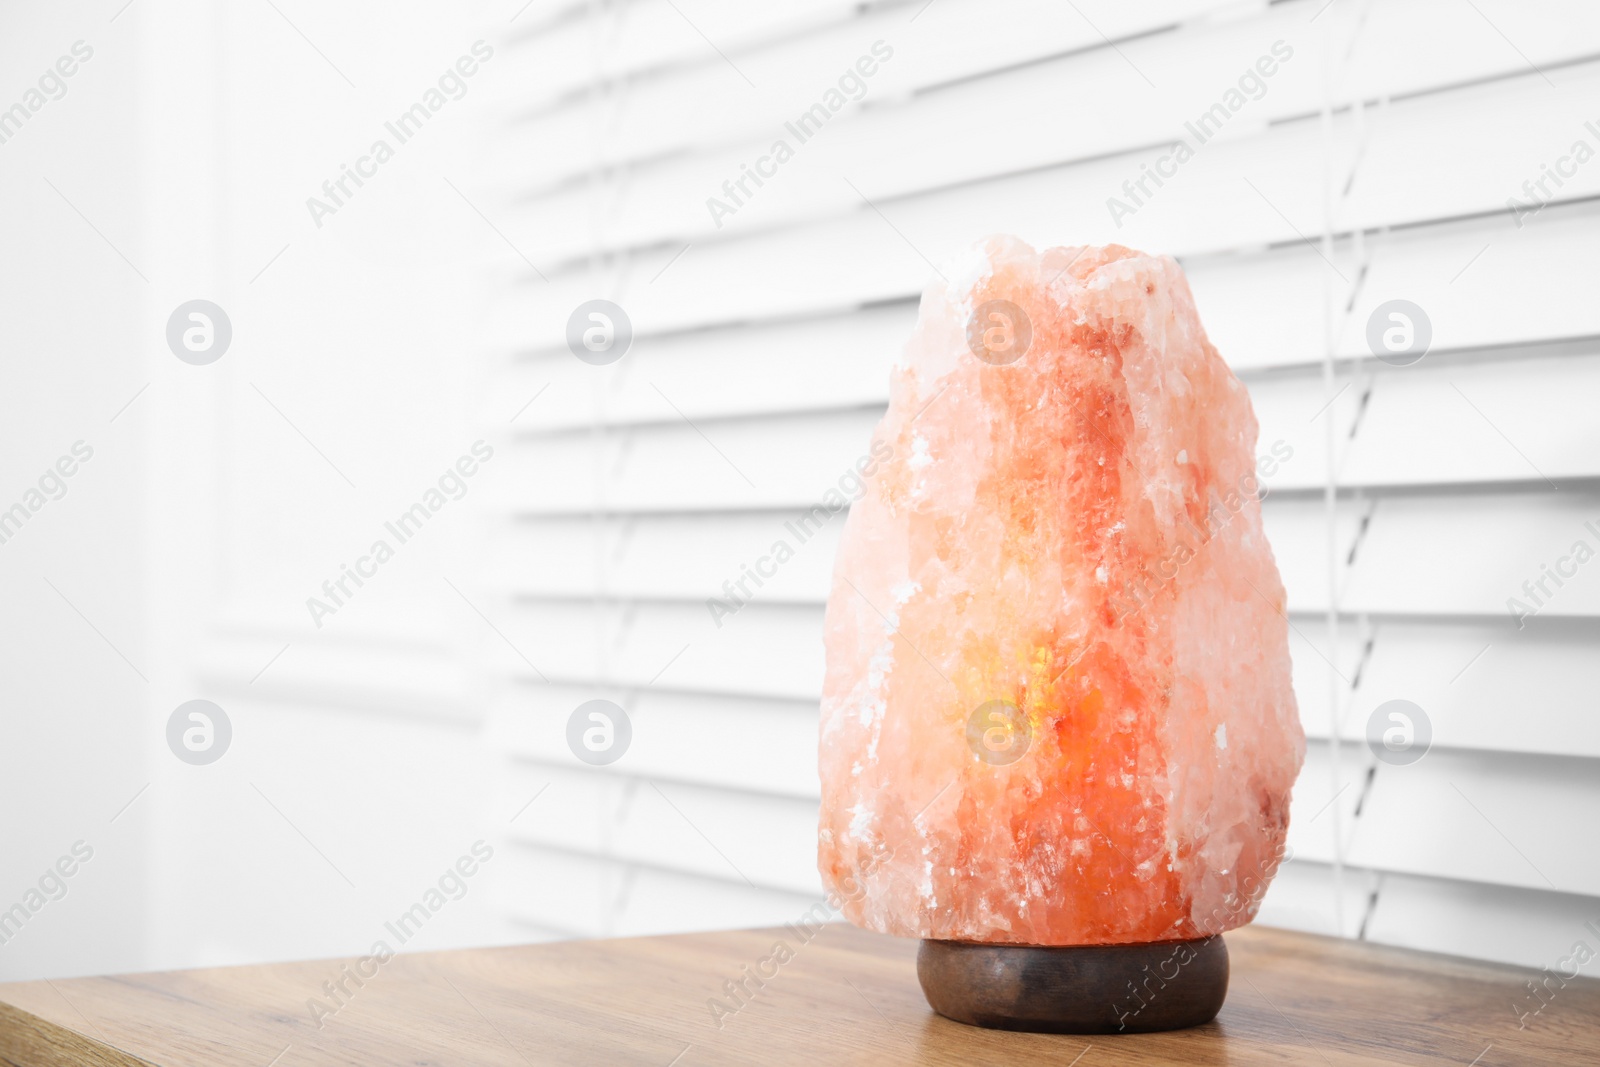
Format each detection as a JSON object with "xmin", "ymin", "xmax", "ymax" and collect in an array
[
  {"xmin": 0, "ymin": 0, "xmax": 525, "ymax": 980},
  {"xmin": 0, "ymin": 1, "xmax": 148, "ymax": 979}
]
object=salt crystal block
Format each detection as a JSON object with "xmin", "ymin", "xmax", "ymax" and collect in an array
[{"xmin": 818, "ymin": 238, "xmax": 1305, "ymax": 946}]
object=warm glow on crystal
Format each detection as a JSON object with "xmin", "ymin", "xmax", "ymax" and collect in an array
[{"xmin": 817, "ymin": 238, "xmax": 1305, "ymax": 946}]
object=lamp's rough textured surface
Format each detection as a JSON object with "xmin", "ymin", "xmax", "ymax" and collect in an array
[{"xmin": 818, "ymin": 238, "xmax": 1304, "ymax": 946}]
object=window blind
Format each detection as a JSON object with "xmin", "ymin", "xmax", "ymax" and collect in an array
[{"xmin": 483, "ymin": 0, "xmax": 1600, "ymax": 966}]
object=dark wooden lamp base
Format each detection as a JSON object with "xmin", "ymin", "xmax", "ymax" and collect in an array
[{"xmin": 917, "ymin": 935, "xmax": 1228, "ymax": 1034}]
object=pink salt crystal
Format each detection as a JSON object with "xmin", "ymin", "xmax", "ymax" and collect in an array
[{"xmin": 817, "ymin": 238, "xmax": 1304, "ymax": 946}]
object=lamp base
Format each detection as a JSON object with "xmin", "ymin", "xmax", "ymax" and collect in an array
[{"xmin": 916, "ymin": 935, "xmax": 1227, "ymax": 1034}]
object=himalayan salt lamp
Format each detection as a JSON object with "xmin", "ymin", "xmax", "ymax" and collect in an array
[{"xmin": 817, "ymin": 238, "xmax": 1304, "ymax": 1033}]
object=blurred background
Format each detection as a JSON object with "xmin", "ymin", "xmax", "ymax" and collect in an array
[{"xmin": 2, "ymin": 0, "xmax": 1598, "ymax": 984}]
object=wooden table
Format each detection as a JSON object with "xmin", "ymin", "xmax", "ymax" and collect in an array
[{"xmin": 1, "ymin": 924, "xmax": 1595, "ymax": 1065}]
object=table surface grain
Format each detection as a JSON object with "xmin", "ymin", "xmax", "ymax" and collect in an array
[{"xmin": 0, "ymin": 923, "xmax": 1595, "ymax": 1066}]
